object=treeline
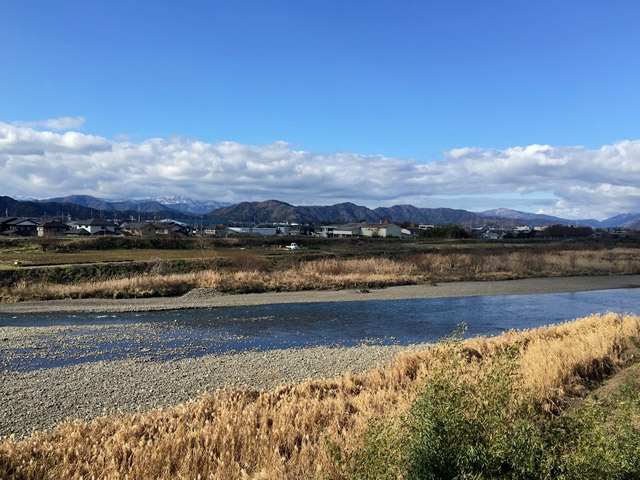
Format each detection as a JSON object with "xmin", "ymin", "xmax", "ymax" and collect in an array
[
  {"xmin": 544, "ymin": 224, "xmax": 594, "ymax": 238},
  {"xmin": 418, "ymin": 225, "xmax": 470, "ymax": 239}
]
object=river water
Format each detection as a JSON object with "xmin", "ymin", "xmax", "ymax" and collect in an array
[{"xmin": 1, "ymin": 288, "xmax": 639, "ymax": 371}]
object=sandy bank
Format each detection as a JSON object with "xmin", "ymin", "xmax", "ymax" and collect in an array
[{"xmin": 1, "ymin": 275, "xmax": 640, "ymax": 314}]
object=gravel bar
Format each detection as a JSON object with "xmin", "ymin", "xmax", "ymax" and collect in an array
[{"xmin": 0, "ymin": 342, "xmax": 431, "ymax": 440}]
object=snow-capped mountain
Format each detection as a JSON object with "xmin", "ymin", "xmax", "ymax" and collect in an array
[
  {"xmin": 42, "ymin": 195, "xmax": 232, "ymax": 215},
  {"xmin": 125, "ymin": 196, "xmax": 232, "ymax": 214},
  {"xmin": 479, "ymin": 208, "xmax": 566, "ymax": 222}
]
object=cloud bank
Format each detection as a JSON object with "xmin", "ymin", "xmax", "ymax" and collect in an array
[{"xmin": 1, "ymin": 121, "xmax": 639, "ymax": 219}]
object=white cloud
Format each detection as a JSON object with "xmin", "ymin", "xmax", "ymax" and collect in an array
[
  {"xmin": 1, "ymin": 121, "xmax": 639, "ymax": 219},
  {"xmin": 12, "ymin": 116, "xmax": 86, "ymax": 131}
]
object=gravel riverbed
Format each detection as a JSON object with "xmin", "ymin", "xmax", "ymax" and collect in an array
[{"xmin": 0, "ymin": 334, "xmax": 431, "ymax": 439}]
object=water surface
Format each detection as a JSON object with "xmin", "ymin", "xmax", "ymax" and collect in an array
[{"xmin": 1, "ymin": 288, "xmax": 639, "ymax": 371}]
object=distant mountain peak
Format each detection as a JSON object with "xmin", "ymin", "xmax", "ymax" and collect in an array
[{"xmin": 39, "ymin": 195, "xmax": 232, "ymax": 215}]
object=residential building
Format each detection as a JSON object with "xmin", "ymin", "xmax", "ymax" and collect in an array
[
  {"xmin": 4, "ymin": 218, "xmax": 39, "ymax": 236},
  {"xmin": 75, "ymin": 219, "xmax": 119, "ymax": 235},
  {"xmin": 37, "ymin": 221, "xmax": 70, "ymax": 236},
  {"xmin": 0, "ymin": 217, "xmax": 17, "ymax": 233}
]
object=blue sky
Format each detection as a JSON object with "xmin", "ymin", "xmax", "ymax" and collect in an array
[{"xmin": 1, "ymin": 1, "xmax": 640, "ymax": 218}]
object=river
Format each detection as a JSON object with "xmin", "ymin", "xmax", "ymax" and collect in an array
[{"xmin": 2, "ymin": 288, "xmax": 639, "ymax": 372}]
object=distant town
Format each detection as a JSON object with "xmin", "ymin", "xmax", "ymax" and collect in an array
[{"xmin": 0, "ymin": 202, "xmax": 634, "ymax": 242}]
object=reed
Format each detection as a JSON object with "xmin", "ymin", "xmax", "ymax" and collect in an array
[
  {"xmin": 3, "ymin": 248, "xmax": 639, "ymax": 302},
  {"xmin": 1, "ymin": 313, "xmax": 639, "ymax": 479}
]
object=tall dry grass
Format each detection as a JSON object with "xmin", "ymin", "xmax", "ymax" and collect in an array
[
  {"xmin": 4, "ymin": 257, "xmax": 418, "ymax": 301},
  {"xmin": 3, "ymin": 248, "xmax": 640, "ymax": 302},
  {"xmin": 406, "ymin": 247, "xmax": 640, "ymax": 280},
  {"xmin": 1, "ymin": 313, "xmax": 639, "ymax": 479}
]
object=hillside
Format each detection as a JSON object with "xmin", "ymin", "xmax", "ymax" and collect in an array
[
  {"xmin": 205, "ymin": 200, "xmax": 384, "ymax": 224},
  {"xmin": 0, "ymin": 196, "xmax": 178, "ymax": 221},
  {"xmin": 205, "ymin": 200, "xmax": 620, "ymax": 227},
  {"xmin": 43, "ymin": 195, "xmax": 231, "ymax": 215},
  {"xmin": 375, "ymin": 205, "xmax": 481, "ymax": 224},
  {"xmin": 46, "ymin": 195, "xmax": 170, "ymax": 213},
  {"xmin": 1, "ymin": 196, "xmax": 97, "ymax": 218}
]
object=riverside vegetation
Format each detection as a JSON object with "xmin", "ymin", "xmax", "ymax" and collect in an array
[
  {"xmin": 0, "ymin": 235, "xmax": 639, "ymax": 301},
  {"xmin": 1, "ymin": 313, "xmax": 640, "ymax": 479}
]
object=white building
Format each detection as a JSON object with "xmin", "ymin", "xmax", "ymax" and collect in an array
[
  {"xmin": 75, "ymin": 219, "xmax": 118, "ymax": 235},
  {"xmin": 320, "ymin": 223, "xmax": 409, "ymax": 238}
]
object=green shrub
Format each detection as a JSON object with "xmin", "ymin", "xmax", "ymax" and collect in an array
[
  {"xmin": 340, "ymin": 344, "xmax": 640, "ymax": 480},
  {"xmin": 549, "ymin": 381, "xmax": 640, "ymax": 480},
  {"xmin": 401, "ymin": 352, "xmax": 545, "ymax": 479}
]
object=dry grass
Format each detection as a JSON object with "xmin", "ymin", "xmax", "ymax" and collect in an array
[
  {"xmin": 3, "ymin": 248, "xmax": 639, "ymax": 302},
  {"xmin": 406, "ymin": 247, "xmax": 640, "ymax": 280},
  {"xmin": 1, "ymin": 313, "xmax": 639, "ymax": 479},
  {"xmin": 4, "ymin": 257, "xmax": 418, "ymax": 301}
]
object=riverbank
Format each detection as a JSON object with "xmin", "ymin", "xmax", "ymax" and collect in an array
[
  {"xmin": 1, "ymin": 274, "xmax": 639, "ymax": 314},
  {"xmin": 3, "ymin": 313, "xmax": 640, "ymax": 479}
]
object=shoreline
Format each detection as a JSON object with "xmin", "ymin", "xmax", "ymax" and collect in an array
[{"xmin": 1, "ymin": 274, "xmax": 640, "ymax": 314}]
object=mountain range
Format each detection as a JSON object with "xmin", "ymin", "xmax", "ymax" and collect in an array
[
  {"xmin": 42, "ymin": 195, "xmax": 230, "ymax": 215},
  {"xmin": 204, "ymin": 200, "xmax": 640, "ymax": 229},
  {"xmin": 0, "ymin": 196, "xmax": 178, "ymax": 221},
  {"xmin": 2, "ymin": 195, "xmax": 639, "ymax": 229}
]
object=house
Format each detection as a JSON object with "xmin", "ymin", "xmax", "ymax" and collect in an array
[
  {"xmin": 37, "ymin": 220, "xmax": 70, "ymax": 236},
  {"xmin": 121, "ymin": 221, "xmax": 157, "ymax": 236},
  {"xmin": 121, "ymin": 220, "xmax": 189, "ymax": 237},
  {"xmin": 4, "ymin": 218, "xmax": 39, "ymax": 236},
  {"xmin": 75, "ymin": 219, "xmax": 119, "ymax": 235},
  {"xmin": 0, "ymin": 217, "xmax": 18, "ymax": 233},
  {"xmin": 153, "ymin": 220, "xmax": 189, "ymax": 236}
]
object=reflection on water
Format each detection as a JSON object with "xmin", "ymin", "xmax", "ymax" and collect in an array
[{"xmin": 1, "ymin": 288, "xmax": 639, "ymax": 371}]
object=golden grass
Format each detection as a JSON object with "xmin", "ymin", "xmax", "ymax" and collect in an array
[
  {"xmin": 4, "ymin": 257, "xmax": 418, "ymax": 300},
  {"xmin": 1, "ymin": 313, "xmax": 639, "ymax": 479},
  {"xmin": 3, "ymin": 248, "xmax": 640, "ymax": 302}
]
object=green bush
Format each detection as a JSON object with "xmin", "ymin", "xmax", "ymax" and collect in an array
[
  {"xmin": 401, "ymin": 353, "xmax": 545, "ymax": 479},
  {"xmin": 338, "ymin": 343, "xmax": 640, "ymax": 480},
  {"xmin": 549, "ymin": 381, "xmax": 640, "ymax": 480}
]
